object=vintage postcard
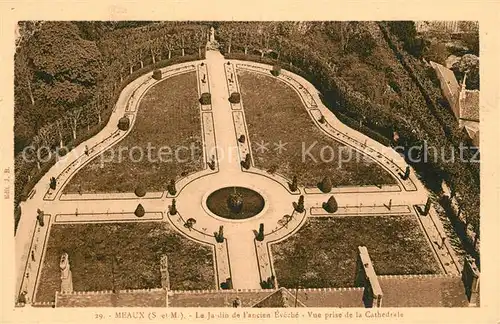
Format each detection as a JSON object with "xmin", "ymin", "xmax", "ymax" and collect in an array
[{"xmin": 1, "ymin": 1, "xmax": 498, "ymax": 323}]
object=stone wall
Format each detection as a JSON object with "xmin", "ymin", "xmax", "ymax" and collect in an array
[
  {"xmin": 461, "ymin": 255, "xmax": 480, "ymax": 306},
  {"xmin": 160, "ymin": 255, "xmax": 170, "ymax": 290},
  {"xmin": 356, "ymin": 246, "xmax": 383, "ymax": 308}
]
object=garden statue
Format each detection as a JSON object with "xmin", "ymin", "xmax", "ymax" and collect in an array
[
  {"xmin": 209, "ymin": 26, "xmax": 215, "ymax": 43},
  {"xmin": 232, "ymin": 297, "xmax": 241, "ymax": 308}
]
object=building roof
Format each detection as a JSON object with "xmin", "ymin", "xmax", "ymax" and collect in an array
[
  {"xmin": 296, "ymin": 288, "xmax": 365, "ymax": 307},
  {"xmin": 253, "ymin": 288, "xmax": 306, "ymax": 307},
  {"xmin": 461, "ymin": 122, "xmax": 480, "ymax": 147},
  {"xmin": 54, "ymin": 278, "xmax": 471, "ymax": 308},
  {"xmin": 472, "ymin": 131, "xmax": 480, "ymax": 147},
  {"xmin": 56, "ymin": 289, "xmax": 167, "ymax": 307},
  {"xmin": 378, "ymin": 275, "xmax": 470, "ymax": 307},
  {"xmin": 430, "ymin": 61, "xmax": 460, "ymax": 105},
  {"xmin": 167, "ymin": 290, "xmax": 273, "ymax": 307},
  {"xmin": 459, "ymin": 90, "xmax": 480, "ymax": 121}
]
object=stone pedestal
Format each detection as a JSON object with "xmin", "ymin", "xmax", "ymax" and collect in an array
[
  {"xmin": 60, "ymin": 253, "xmax": 73, "ymax": 293},
  {"xmin": 209, "ymin": 27, "xmax": 215, "ymax": 43}
]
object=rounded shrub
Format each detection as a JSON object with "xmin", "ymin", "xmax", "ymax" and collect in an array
[
  {"xmin": 118, "ymin": 116, "xmax": 130, "ymax": 131},
  {"xmin": 135, "ymin": 185, "xmax": 146, "ymax": 197},
  {"xmin": 229, "ymin": 92, "xmax": 241, "ymax": 104},
  {"xmin": 319, "ymin": 176, "xmax": 332, "ymax": 193},
  {"xmin": 271, "ymin": 64, "xmax": 281, "ymax": 76},
  {"xmin": 200, "ymin": 92, "xmax": 211, "ymax": 105},
  {"xmin": 135, "ymin": 204, "xmax": 145, "ymax": 217},
  {"xmin": 152, "ymin": 69, "xmax": 162, "ymax": 80}
]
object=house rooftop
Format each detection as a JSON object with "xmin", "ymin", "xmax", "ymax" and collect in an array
[
  {"xmin": 459, "ymin": 90, "xmax": 480, "ymax": 122},
  {"xmin": 56, "ymin": 289, "xmax": 167, "ymax": 307},
  {"xmin": 253, "ymin": 287, "xmax": 306, "ymax": 307},
  {"xmin": 54, "ymin": 274, "xmax": 472, "ymax": 308},
  {"xmin": 378, "ymin": 275, "xmax": 470, "ymax": 307}
]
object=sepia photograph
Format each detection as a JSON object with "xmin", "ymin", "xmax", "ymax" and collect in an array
[{"xmin": 10, "ymin": 19, "xmax": 483, "ymax": 310}]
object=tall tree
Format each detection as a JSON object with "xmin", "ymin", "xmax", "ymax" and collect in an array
[
  {"xmin": 15, "ymin": 48, "xmax": 35, "ymax": 106},
  {"xmin": 66, "ymin": 107, "xmax": 83, "ymax": 140},
  {"xmin": 55, "ymin": 118, "xmax": 67, "ymax": 148}
]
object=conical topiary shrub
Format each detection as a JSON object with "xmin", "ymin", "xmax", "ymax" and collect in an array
[
  {"xmin": 293, "ymin": 195, "xmax": 305, "ymax": 213},
  {"xmin": 135, "ymin": 204, "xmax": 145, "ymax": 217},
  {"xmin": 289, "ymin": 175, "xmax": 298, "ymax": 192},
  {"xmin": 319, "ymin": 176, "xmax": 332, "ymax": 193},
  {"xmin": 229, "ymin": 92, "xmax": 241, "ymax": 104},
  {"xmin": 135, "ymin": 185, "xmax": 146, "ymax": 197},
  {"xmin": 200, "ymin": 92, "xmax": 211, "ymax": 105},
  {"xmin": 36, "ymin": 209, "xmax": 45, "ymax": 227},
  {"xmin": 241, "ymin": 153, "xmax": 251, "ymax": 170},
  {"xmin": 170, "ymin": 199, "xmax": 177, "ymax": 215},
  {"xmin": 255, "ymin": 223, "xmax": 265, "ymax": 241},
  {"xmin": 323, "ymin": 195, "xmax": 338, "ymax": 213},
  {"xmin": 214, "ymin": 225, "xmax": 224, "ymax": 243},
  {"xmin": 167, "ymin": 179, "xmax": 177, "ymax": 196},
  {"xmin": 118, "ymin": 116, "xmax": 130, "ymax": 131}
]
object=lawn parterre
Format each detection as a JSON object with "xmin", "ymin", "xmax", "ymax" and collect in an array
[
  {"xmin": 270, "ymin": 215, "xmax": 441, "ymax": 289},
  {"xmin": 63, "ymin": 71, "xmax": 203, "ymax": 194},
  {"xmin": 237, "ymin": 70, "xmax": 397, "ymax": 188},
  {"xmin": 35, "ymin": 222, "xmax": 215, "ymax": 303}
]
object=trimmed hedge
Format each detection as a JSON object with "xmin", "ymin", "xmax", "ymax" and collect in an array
[
  {"xmin": 319, "ymin": 176, "xmax": 332, "ymax": 193},
  {"xmin": 271, "ymin": 64, "xmax": 281, "ymax": 76},
  {"xmin": 118, "ymin": 116, "xmax": 130, "ymax": 131},
  {"xmin": 134, "ymin": 204, "xmax": 145, "ymax": 217},
  {"xmin": 200, "ymin": 92, "xmax": 211, "ymax": 105},
  {"xmin": 135, "ymin": 185, "xmax": 146, "ymax": 197},
  {"xmin": 228, "ymin": 92, "xmax": 241, "ymax": 104},
  {"xmin": 152, "ymin": 69, "xmax": 162, "ymax": 80}
]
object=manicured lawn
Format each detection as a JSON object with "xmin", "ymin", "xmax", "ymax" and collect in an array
[
  {"xmin": 270, "ymin": 215, "xmax": 441, "ymax": 289},
  {"xmin": 35, "ymin": 222, "xmax": 215, "ymax": 303},
  {"xmin": 237, "ymin": 70, "xmax": 396, "ymax": 188},
  {"xmin": 63, "ymin": 72, "xmax": 203, "ymax": 194}
]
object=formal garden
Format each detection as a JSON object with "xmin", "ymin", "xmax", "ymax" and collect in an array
[
  {"xmin": 270, "ymin": 215, "xmax": 441, "ymax": 288},
  {"xmin": 15, "ymin": 22, "xmax": 479, "ymax": 262},
  {"xmin": 13, "ymin": 22, "xmax": 479, "ymax": 308},
  {"xmin": 237, "ymin": 69, "xmax": 397, "ymax": 188},
  {"xmin": 35, "ymin": 222, "xmax": 215, "ymax": 303},
  {"xmin": 63, "ymin": 72, "xmax": 203, "ymax": 194}
]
